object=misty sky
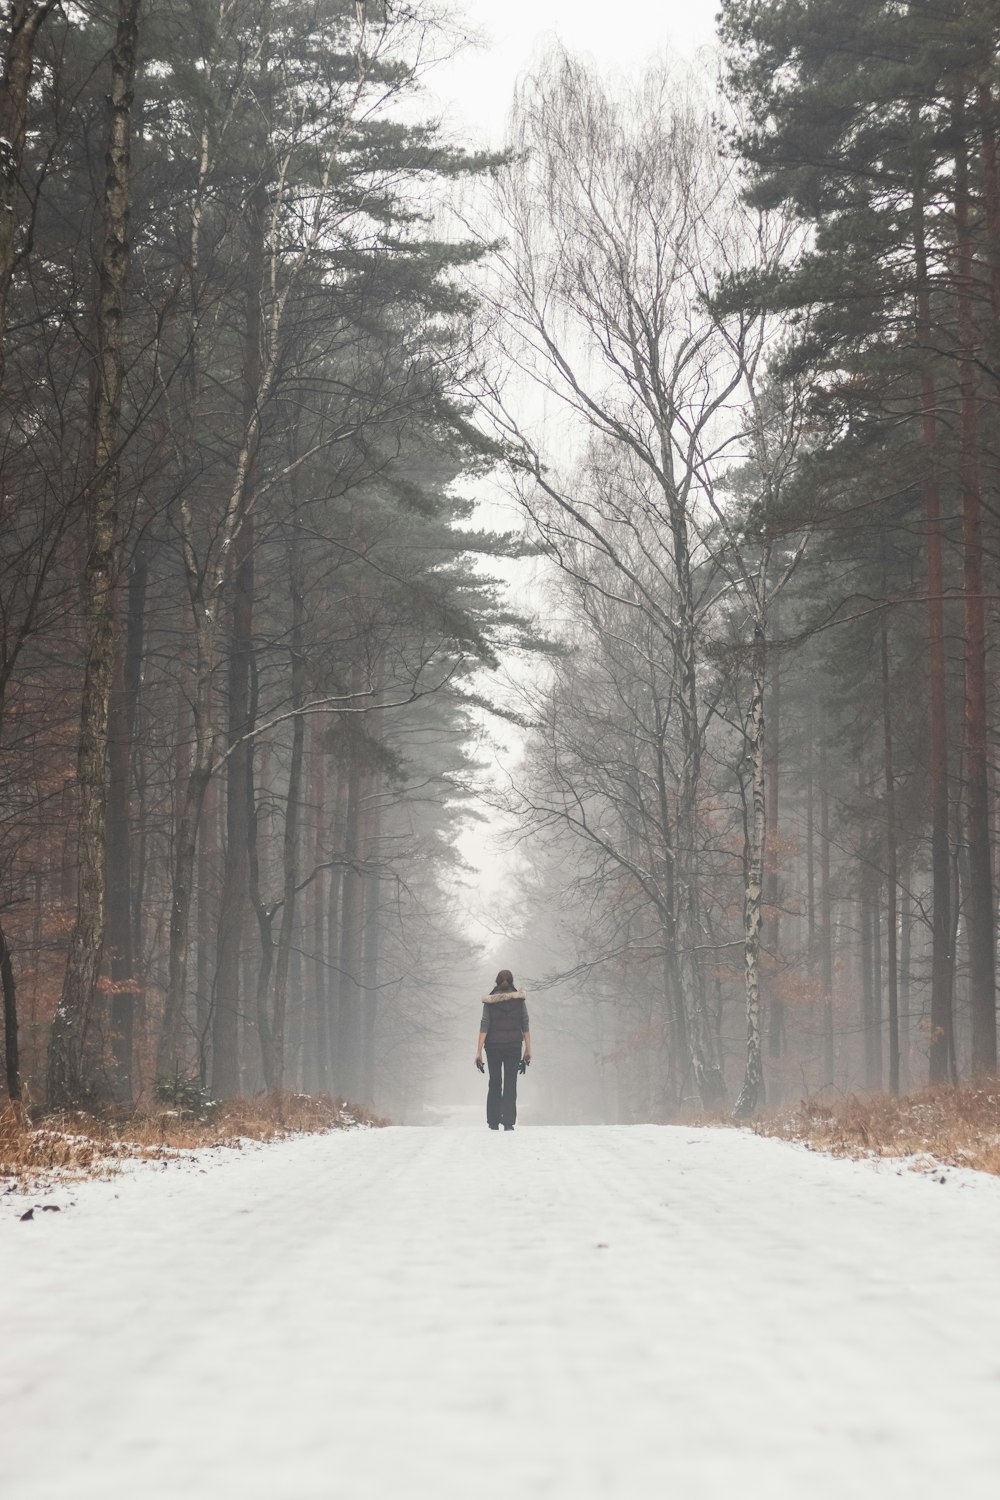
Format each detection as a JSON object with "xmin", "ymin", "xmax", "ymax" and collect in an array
[{"xmin": 430, "ymin": 0, "xmax": 721, "ymax": 145}]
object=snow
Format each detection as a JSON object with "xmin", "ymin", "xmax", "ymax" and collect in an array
[{"xmin": 3, "ymin": 1125, "xmax": 1000, "ymax": 1499}]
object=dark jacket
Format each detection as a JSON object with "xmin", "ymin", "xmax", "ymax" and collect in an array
[{"xmin": 480, "ymin": 989, "xmax": 529, "ymax": 1050}]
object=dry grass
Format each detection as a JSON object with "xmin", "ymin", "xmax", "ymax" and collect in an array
[
  {"xmin": 755, "ymin": 1085, "xmax": 1000, "ymax": 1176},
  {"xmin": 0, "ymin": 1092, "xmax": 385, "ymax": 1193}
]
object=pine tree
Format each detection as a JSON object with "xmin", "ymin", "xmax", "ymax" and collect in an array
[{"xmin": 719, "ymin": 0, "xmax": 1000, "ymax": 1080}]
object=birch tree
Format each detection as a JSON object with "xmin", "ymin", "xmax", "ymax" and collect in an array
[
  {"xmin": 479, "ymin": 54, "xmax": 787, "ymax": 1106},
  {"xmin": 710, "ymin": 374, "xmax": 810, "ymax": 1118}
]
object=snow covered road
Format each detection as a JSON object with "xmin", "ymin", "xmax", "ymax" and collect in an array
[{"xmin": 4, "ymin": 1125, "xmax": 1000, "ymax": 1500}]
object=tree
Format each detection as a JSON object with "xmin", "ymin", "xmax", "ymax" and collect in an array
[
  {"xmin": 144, "ymin": 0, "xmax": 502, "ymax": 1096},
  {"xmin": 0, "ymin": 0, "xmax": 61, "ymax": 1101},
  {"xmin": 720, "ymin": 0, "xmax": 1000, "ymax": 1081},
  {"xmin": 0, "ymin": 0, "xmax": 535, "ymax": 1115},
  {"xmin": 478, "ymin": 53, "xmax": 798, "ymax": 1106},
  {"xmin": 710, "ymin": 373, "xmax": 812, "ymax": 1119},
  {"xmin": 48, "ymin": 0, "xmax": 142, "ymax": 1106}
]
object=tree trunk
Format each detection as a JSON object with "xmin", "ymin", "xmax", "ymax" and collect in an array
[
  {"xmin": 107, "ymin": 542, "xmax": 146, "ymax": 1099},
  {"xmin": 158, "ymin": 57, "xmax": 223, "ymax": 1090},
  {"xmin": 361, "ymin": 765, "xmax": 382, "ymax": 1108},
  {"xmin": 899, "ymin": 843, "xmax": 912, "ymax": 1092},
  {"xmin": 766, "ymin": 623, "xmax": 782, "ymax": 1061},
  {"xmin": 879, "ymin": 601, "xmax": 900, "ymax": 1094},
  {"xmin": 326, "ymin": 766, "xmax": 348, "ymax": 1090},
  {"xmin": 212, "ymin": 182, "xmax": 266, "ymax": 1100},
  {"xmin": 158, "ymin": 752, "xmax": 213, "ymax": 1084},
  {"xmin": 668, "ymin": 490, "xmax": 723, "ymax": 1106},
  {"xmin": 912, "ymin": 178, "xmax": 955, "ymax": 1084},
  {"xmin": 106, "ymin": 600, "xmax": 135, "ymax": 1100},
  {"xmin": 652, "ymin": 706, "xmax": 688, "ymax": 1106},
  {"xmin": 859, "ymin": 859, "xmax": 876, "ymax": 1089},
  {"xmin": 805, "ymin": 722, "xmax": 815, "ymax": 995},
  {"xmin": 48, "ymin": 0, "xmax": 140, "ymax": 1106},
  {"xmin": 871, "ymin": 871, "xmax": 883, "ymax": 1089},
  {"xmin": 953, "ymin": 105, "xmax": 997, "ymax": 1077},
  {"xmin": 0, "ymin": 921, "xmax": 19, "ymax": 1101},
  {"xmin": 309, "ymin": 729, "xmax": 328, "ymax": 1095},
  {"xmin": 976, "ymin": 73, "xmax": 1000, "ymax": 378},
  {"xmin": 159, "ymin": 571, "xmax": 217, "ymax": 1083},
  {"xmin": 195, "ymin": 765, "xmax": 218, "ymax": 1085},
  {"xmin": 337, "ymin": 743, "xmax": 365, "ymax": 1103},
  {"xmin": 213, "ymin": 636, "xmax": 251, "ymax": 1102},
  {"xmin": 124, "ymin": 538, "xmax": 147, "ymax": 963},
  {"xmin": 819, "ymin": 739, "xmax": 834, "ymax": 1089},
  {"xmin": 266, "ymin": 529, "xmax": 307, "ymax": 1091},
  {"xmin": 734, "ymin": 625, "xmax": 766, "ymax": 1120},
  {"xmin": 249, "ymin": 796, "xmax": 274, "ymax": 1095},
  {"xmin": 947, "ymin": 839, "xmax": 960, "ymax": 1082},
  {"xmin": 245, "ymin": 651, "xmax": 273, "ymax": 1092}
]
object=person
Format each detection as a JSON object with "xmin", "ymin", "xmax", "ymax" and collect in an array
[{"xmin": 475, "ymin": 969, "xmax": 531, "ymax": 1131}]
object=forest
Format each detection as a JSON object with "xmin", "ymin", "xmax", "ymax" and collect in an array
[{"xmin": 1, "ymin": 0, "xmax": 999, "ymax": 1125}]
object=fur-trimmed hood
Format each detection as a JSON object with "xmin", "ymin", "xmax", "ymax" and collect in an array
[{"xmin": 482, "ymin": 990, "xmax": 526, "ymax": 1003}]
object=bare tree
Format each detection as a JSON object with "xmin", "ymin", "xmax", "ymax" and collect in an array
[{"xmin": 477, "ymin": 53, "xmax": 793, "ymax": 1106}]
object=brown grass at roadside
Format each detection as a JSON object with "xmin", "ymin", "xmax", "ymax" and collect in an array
[
  {"xmin": 0, "ymin": 1092, "xmax": 385, "ymax": 1192},
  {"xmin": 754, "ymin": 1085, "xmax": 1000, "ymax": 1176}
]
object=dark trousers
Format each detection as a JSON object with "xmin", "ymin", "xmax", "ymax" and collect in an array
[{"xmin": 486, "ymin": 1044, "xmax": 521, "ymax": 1128}]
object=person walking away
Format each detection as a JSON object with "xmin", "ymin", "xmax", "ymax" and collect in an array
[{"xmin": 475, "ymin": 969, "xmax": 531, "ymax": 1130}]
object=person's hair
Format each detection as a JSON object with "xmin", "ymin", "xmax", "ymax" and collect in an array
[{"xmin": 495, "ymin": 969, "xmax": 514, "ymax": 988}]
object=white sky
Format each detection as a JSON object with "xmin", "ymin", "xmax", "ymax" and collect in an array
[{"xmin": 428, "ymin": 0, "xmax": 722, "ymax": 147}]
